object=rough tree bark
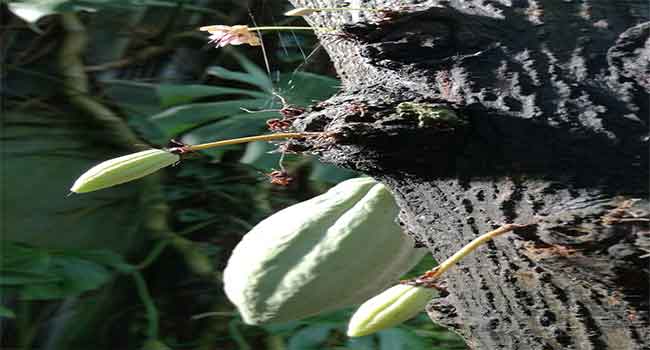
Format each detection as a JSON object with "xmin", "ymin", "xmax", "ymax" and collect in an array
[{"xmin": 286, "ymin": 1, "xmax": 649, "ymax": 349}]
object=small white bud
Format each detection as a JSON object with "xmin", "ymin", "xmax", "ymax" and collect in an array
[{"xmin": 284, "ymin": 8, "xmax": 317, "ymax": 16}]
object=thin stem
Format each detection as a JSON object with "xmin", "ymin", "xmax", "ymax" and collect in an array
[
  {"xmin": 423, "ymin": 223, "xmax": 528, "ymax": 281},
  {"xmin": 229, "ymin": 319, "xmax": 252, "ymax": 350},
  {"xmin": 132, "ymin": 271, "xmax": 159, "ymax": 340},
  {"xmin": 191, "ymin": 311, "xmax": 237, "ymax": 320},
  {"xmin": 136, "ymin": 239, "xmax": 171, "ymax": 270},
  {"xmin": 310, "ymin": 7, "xmax": 384, "ymax": 12},
  {"xmin": 249, "ymin": 26, "xmax": 317, "ymax": 31},
  {"xmin": 186, "ymin": 132, "xmax": 317, "ymax": 151}
]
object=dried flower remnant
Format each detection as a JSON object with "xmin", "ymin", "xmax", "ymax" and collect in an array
[
  {"xmin": 266, "ymin": 118, "xmax": 294, "ymax": 132},
  {"xmin": 266, "ymin": 170, "xmax": 294, "ymax": 186},
  {"xmin": 199, "ymin": 25, "xmax": 261, "ymax": 48},
  {"xmin": 279, "ymin": 105, "xmax": 305, "ymax": 119},
  {"xmin": 266, "ymin": 105, "xmax": 305, "ymax": 131}
]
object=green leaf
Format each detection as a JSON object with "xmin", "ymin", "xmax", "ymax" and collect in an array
[
  {"xmin": 2, "ymin": 242, "xmax": 52, "ymax": 270},
  {"xmin": 19, "ymin": 282, "xmax": 68, "ymax": 300},
  {"xmin": 101, "ymin": 80, "xmax": 163, "ymax": 118},
  {"xmin": 67, "ymin": 250, "xmax": 134, "ymax": 273},
  {"xmin": 142, "ymin": 339, "xmax": 173, "ymax": 350},
  {"xmin": 345, "ymin": 336, "xmax": 375, "ymax": 350},
  {"xmin": 206, "ymin": 66, "xmax": 273, "ymax": 92},
  {"xmin": 377, "ymin": 328, "xmax": 429, "ymax": 350},
  {"xmin": 180, "ymin": 112, "xmax": 277, "ymax": 161},
  {"xmin": 176, "ymin": 209, "xmax": 216, "ymax": 223},
  {"xmin": 0, "ymin": 305, "xmax": 16, "ymax": 319},
  {"xmin": 227, "ymin": 50, "xmax": 273, "ymax": 92},
  {"xmin": 288, "ymin": 324, "xmax": 338, "ymax": 350},
  {"xmin": 54, "ymin": 256, "xmax": 112, "ymax": 293},
  {"xmin": 15, "ymin": 257, "xmax": 111, "ymax": 300},
  {"xmin": 0, "ymin": 269, "xmax": 63, "ymax": 285},
  {"xmin": 148, "ymin": 99, "xmax": 273, "ymax": 138},
  {"xmin": 2, "ymin": 110, "xmax": 149, "ymax": 252},
  {"xmin": 240, "ymin": 141, "xmax": 280, "ymax": 169},
  {"xmin": 309, "ymin": 162, "xmax": 358, "ymax": 184},
  {"xmin": 276, "ymin": 72, "xmax": 340, "ymax": 106},
  {"xmin": 0, "ymin": 242, "xmax": 131, "ymax": 300},
  {"xmin": 157, "ymin": 84, "xmax": 268, "ymax": 108}
]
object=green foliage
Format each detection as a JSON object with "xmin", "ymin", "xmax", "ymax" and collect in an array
[
  {"xmin": 0, "ymin": 305, "xmax": 17, "ymax": 319},
  {"xmin": 377, "ymin": 328, "xmax": 429, "ymax": 350},
  {"xmin": 1, "ymin": 242, "xmax": 132, "ymax": 301},
  {"xmin": 105, "ymin": 49, "xmax": 341, "ymax": 167},
  {"xmin": 8, "ymin": 0, "xmax": 223, "ymax": 24},
  {"xmin": 1, "ymin": 110, "xmax": 152, "ymax": 252},
  {"xmin": 255, "ymin": 305, "xmax": 464, "ymax": 350},
  {"xmin": 157, "ymin": 84, "xmax": 268, "ymax": 108}
]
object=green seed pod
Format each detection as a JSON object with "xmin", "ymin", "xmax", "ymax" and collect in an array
[
  {"xmin": 70, "ymin": 149, "xmax": 179, "ymax": 193},
  {"xmin": 347, "ymin": 284, "xmax": 437, "ymax": 337},
  {"xmin": 223, "ymin": 177, "xmax": 427, "ymax": 325}
]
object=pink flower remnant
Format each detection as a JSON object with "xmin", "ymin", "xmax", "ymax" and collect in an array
[{"xmin": 199, "ymin": 25, "xmax": 261, "ymax": 48}]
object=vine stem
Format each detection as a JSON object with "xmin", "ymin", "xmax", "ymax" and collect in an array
[
  {"xmin": 132, "ymin": 271, "xmax": 159, "ymax": 340},
  {"xmin": 249, "ymin": 26, "xmax": 316, "ymax": 31},
  {"xmin": 297, "ymin": 7, "xmax": 384, "ymax": 12}
]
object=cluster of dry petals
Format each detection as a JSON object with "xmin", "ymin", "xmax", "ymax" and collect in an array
[{"xmin": 199, "ymin": 25, "xmax": 261, "ymax": 48}]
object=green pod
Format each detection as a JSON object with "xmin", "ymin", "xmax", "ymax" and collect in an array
[
  {"xmin": 70, "ymin": 149, "xmax": 179, "ymax": 193},
  {"xmin": 347, "ymin": 284, "xmax": 437, "ymax": 337},
  {"xmin": 223, "ymin": 177, "xmax": 427, "ymax": 325}
]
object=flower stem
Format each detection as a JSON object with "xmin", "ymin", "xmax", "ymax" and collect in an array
[
  {"xmin": 310, "ymin": 7, "xmax": 384, "ymax": 12},
  {"xmin": 413, "ymin": 223, "xmax": 530, "ymax": 284},
  {"xmin": 249, "ymin": 26, "xmax": 317, "ymax": 31},
  {"xmin": 186, "ymin": 132, "xmax": 318, "ymax": 151}
]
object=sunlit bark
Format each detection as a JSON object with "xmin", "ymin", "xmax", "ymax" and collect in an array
[{"xmin": 288, "ymin": 1, "xmax": 650, "ymax": 349}]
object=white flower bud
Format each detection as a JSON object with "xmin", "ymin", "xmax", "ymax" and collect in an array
[{"xmin": 284, "ymin": 8, "xmax": 317, "ymax": 16}]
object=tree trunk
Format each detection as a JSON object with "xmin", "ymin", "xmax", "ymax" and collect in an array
[{"xmin": 287, "ymin": 1, "xmax": 649, "ymax": 349}]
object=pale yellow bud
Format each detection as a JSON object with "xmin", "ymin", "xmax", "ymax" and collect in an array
[
  {"xmin": 70, "ymin": 149, "xmax": 179, "ymax": 193},
  {"xmin": 347, "ymin": 284, "xmax": 437, "ymax": 337},
  {"xmin": 284, "ymin": 8, "xmax": 317, "ymax": 16}
]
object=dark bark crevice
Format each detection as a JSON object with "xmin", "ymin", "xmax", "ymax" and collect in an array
[{"xmin": 288, "ymin": 1, "xmax": 649, "ymax": 349}]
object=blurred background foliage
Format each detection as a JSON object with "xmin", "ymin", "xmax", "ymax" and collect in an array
[{"xmin": 1, "ymin": 1, "xmax": 467, "ymax": 349}]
